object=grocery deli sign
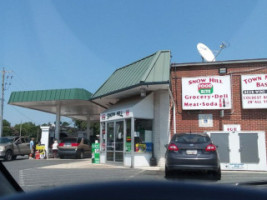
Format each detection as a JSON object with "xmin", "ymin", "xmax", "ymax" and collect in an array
[
  {"xmin": 241, "ymin": 74, "xmax": 267, "ymax": 109},
  {"xmin": 182, "ymin": 76, "xmax": 232, "ymax": 110}
]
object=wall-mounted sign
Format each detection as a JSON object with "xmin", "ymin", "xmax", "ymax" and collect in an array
[
  {"xmin": 100, "ymin": 109, "xmax": 133, "ymax": 121},
  {"xmin": 241, "ymin": 74, "xmax": 267, "ymax": 109},
  {"xmin": 182, "ymin": 76, "xmax": 232, "ymax": 110},
  {"xmin": 223, "ymin": 124, "xmax": 241, "ymax": 132},
  {"xmin": 198, "ymin": 114, "xmax": 213, "ymax": 127}
]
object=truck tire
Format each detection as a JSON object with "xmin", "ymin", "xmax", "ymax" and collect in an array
[
  {"xmin": 5, "ymin": 150, "xmax": 13, "ymax": 161},
  {"xmin": 80, "ymin": 151, "xmax": 84, "ymax": 159}
]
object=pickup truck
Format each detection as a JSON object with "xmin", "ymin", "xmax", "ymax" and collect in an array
[{"xmin": 0, "ymin": 136, "xmax": 31, "ymax": 161}]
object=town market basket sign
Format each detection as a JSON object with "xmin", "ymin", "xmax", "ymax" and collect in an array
[
  {"xmin": 182, "ymin": 76, "xmax": 232, "ymax": 110},
  {"xmin": 241, "ymin": 74, "xmax": 267, "ymax": 109}
]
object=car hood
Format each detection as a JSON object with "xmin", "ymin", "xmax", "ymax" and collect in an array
[{"xmin": 0, "ymin": 143, "xmax": 11, "ymax": 147}]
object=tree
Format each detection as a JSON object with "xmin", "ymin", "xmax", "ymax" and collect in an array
[
  {"xmin": 91, "ymin": 122, "xmax": 100, "ymax": 136},
  {"xmin": 73, "ymin": 120, "xmax": 99, "ymax": 136},
  {"xmin": 41, "ymin": 122, "xmax": 52, "ymax": 126},
  {"xmin": 14, "ymin": 122, "xmax": 41, "ymax": 139},
  {"xmin": 61, "ymin": 121, "xmax": 70, "ymax": 127},
  {"xmin": 3, "ymin": 119, "xmax": 12, "ymax": 136},
  {"xmin": 74, "ymin": 120, "xmax": 87, "ymax": 131}
]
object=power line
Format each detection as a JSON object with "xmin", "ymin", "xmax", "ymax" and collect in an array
[
  {"xmin": 11, "ymin": 70, "xmax": 31, "ymax": 90},
  {"xmin": 10, "ymin": 106, "xmax": 35, "ymax": 122}
]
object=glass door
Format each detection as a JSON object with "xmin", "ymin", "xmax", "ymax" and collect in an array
[
  {"xmin": 106, "ymin": 121, "xmax": 124, "ymax": 163},
  {"xmin": 115, "ymin": 121, "xmax": 124, "ymax": 162},
  {"xmin": 107, "ymin": 122, "xmax": 114, "ymax": 161}
]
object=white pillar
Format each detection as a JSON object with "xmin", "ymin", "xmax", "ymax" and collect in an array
[
  {"xmin": 55, "ymin": 104, "xmax": 61, "ymax": 140},
  {"xmin": 131, "ymin": 117, "xmax": 135, "ymax": 168},
  {"xmin": 40, "ymin": 126, "xmax": 50, "ymax": 158},
  {"xmin": 87, "ymin": 117, "xmax": 91, "ymax": 140}
]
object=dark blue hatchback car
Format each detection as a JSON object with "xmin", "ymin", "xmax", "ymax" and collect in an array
[{"xmin": 165, "ymin": 133, "xmax": 221, "ymax": 180}]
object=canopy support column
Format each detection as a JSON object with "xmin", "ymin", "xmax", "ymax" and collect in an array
[
  {"xmin": 87, "ymin": 117, "xmax": 91, "ymax": 140},
  {"xmin": 131, "ymin": 117, "xmax": 134, "ymax": 168},
  {"xmin": 55, "ymin": 104, "xmax": 61, "ymax": 140}
]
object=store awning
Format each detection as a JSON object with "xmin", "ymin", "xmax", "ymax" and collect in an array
[{"xmin": 8, "ymin": 88, "xmax": 105, "ymax": 121}]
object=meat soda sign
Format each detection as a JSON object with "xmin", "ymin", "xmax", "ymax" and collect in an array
[
  {"xmin": 182, "ymin": 76, "xmax": 232, "ymax": 110},
  {"xmin": 241, "ymin": 74, "xmax": 267, "ymax": 109}
]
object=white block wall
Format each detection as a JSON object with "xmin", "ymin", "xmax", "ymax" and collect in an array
[{"xmin": 153, "ymin": 90, "xmax": 170, "ymax": 168}]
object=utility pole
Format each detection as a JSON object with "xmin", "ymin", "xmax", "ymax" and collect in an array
[
  {"xmin": 0, "ymin": 68, "xmax": 13, "ymax": 137},
  {"xmin": 19, "ymin": 121, "xmax": 22, "ymax": 137}
]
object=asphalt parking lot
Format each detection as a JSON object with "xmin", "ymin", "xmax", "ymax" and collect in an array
[{"xmin": 3, "ymin": 157, "xmax": 267, "ymax": 192}]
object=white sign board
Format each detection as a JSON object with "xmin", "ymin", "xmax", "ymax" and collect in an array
[
  {"xmin": 241, "ymin": 74, "xmax": 267, "ymax": 109},
  {"xmin": 182, "ymin": 76, "xmax": 232, "ymax": 110},
  {"xmin": 223, "ymin": 124, "xmax": 241, "ymax": 132},
  {"xmin": 198, "ymin": 114, "xmax": 213, "ymax": 127},
  {"xmin": 100, "ymin": 109, "xmax": 133, "ymax": 122}
]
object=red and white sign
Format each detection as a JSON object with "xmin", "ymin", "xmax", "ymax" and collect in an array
[
  {"xmin": 182, "ymin": 76, "xmax": 232, "ymax": 110},
  {"xmin": 241, "ymin": 74, "xmax": 267, "ymax": 109},
  {"xmin": 223, "ymin": 124, "xmax": 241, "ymax": 132}
]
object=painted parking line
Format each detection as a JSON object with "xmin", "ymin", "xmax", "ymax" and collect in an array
[{"xmin": 40, "ymin": 161, "xmax": 126, "ymax": 169}]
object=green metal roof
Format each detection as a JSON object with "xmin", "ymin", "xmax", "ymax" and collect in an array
[
  {"xmin": 8, "ymin": 88, "xmax": 92, "ymax": 104},
  {"xmin": 91, "ymin": 50, "xmax": 171, "ymax": 99},
  {"xmin": 7, "ymin": 88, "xmax": 104, "ymax": 121}
]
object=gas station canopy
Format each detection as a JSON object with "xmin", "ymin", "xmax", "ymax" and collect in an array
[
  {"xmin": 8, "ymin": 88, "xmax": 105, "ymax": 121},
  {"xmin": 8, "ymin": 50, "xmax": 171, "ymax": 122}
]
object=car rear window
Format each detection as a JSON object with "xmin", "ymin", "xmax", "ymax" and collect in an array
[
  {"xmin": 173, "ymin": 134, "xmax": 210, "ymax": 144},
  {"xmin": 62, "ymin": 138, "xmax": 77, "ymax": 143}
]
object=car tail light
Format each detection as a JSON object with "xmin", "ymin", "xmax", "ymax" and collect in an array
[
  {"xmin": 168, "ymin": 143, "xmax": 179, "ymax": 151},
  {"xmin": 59, "ymin": 143, "xmax": 64, "ymax": 147},
  {"xmin": 205, "ymin": 144, "xmax": 216, "ymax": 152},
  {"xmin": 71, "ymin": 143, "xmax": 79, "ymax": 147}
]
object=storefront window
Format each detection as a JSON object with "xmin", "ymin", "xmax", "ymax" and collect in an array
[
  {"xmin": 134, "ymin": 119, "xmax": 153, "ymax": 153},
  {"xmin": 125, "ymin": 119, "xmax": 131, "ymax": 152}
]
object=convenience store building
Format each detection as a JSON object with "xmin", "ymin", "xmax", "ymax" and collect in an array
[
  {"xmin": 8, "ymin": 50, "xmax": 171, "ymax": 168},
  {"xmin": 8, "ymin": 51, "xmax": 267, "ymax": 170}
]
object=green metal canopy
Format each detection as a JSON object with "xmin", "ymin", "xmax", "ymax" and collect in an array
[
  {"xmin": 91, "ymin": 50, "xmax": 171, "ymax": 108},
  {"xmin": 8, "ymin": 88, "xmax": 104, "ymax": 121},
  {"xmin": 9, "ymin": 88, "xmax": 92, "ymax": 103}
]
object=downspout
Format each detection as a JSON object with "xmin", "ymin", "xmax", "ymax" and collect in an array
[{"xmin": 168, "ymin": 88, "xmax": 176, "ymax": 134}]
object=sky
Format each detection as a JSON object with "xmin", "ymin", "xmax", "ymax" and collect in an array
[{"xmin": 0, "ymin": 0, "xmax": 266, "ymax": 126}]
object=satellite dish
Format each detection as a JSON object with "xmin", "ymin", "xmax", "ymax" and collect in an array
[{"xmin": 197, "ymin": 43, "xmax": 216, "ymax": 62}]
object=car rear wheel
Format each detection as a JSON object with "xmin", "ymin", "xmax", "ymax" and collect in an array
[
  {"xmin": 5, "ymin": 150, "xmax": 13, "ymax": 161},
  {"xmin": 165, "ymin": 166, "xmax": 172, "ymax": 178},
  {"xmin": 211, "ymin": 168, "xmax": 221, "ymax": 180},
  {"xmin": 79, "ymin": 151, "xmax": 84, "ymax": 159},
  {"xmin": 12, "ymin": 155, "xmax": 17, "ymax": 160}
]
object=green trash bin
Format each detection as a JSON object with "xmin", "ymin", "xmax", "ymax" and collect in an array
[{"xmin": 92, "ymin": 143, "xmax": 100, "ymax": 164}]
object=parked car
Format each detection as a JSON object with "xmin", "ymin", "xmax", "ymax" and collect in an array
[
  {"xmin": 0, "ymin": 136, "xmax": 31, "ymax": 161},
  {"xmin": 58, "ymin": 137, "xmax": 91, "ymax": 159},
  {"xmin": 165, "ymin": 133, "xmax": 221, "ymax": 180}
]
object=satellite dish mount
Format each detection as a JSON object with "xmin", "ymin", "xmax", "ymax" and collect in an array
[{"xmin": 197, "ymin": 42, "xmax": 229, "ymax": 62}]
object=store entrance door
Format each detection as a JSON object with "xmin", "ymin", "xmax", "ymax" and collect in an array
[{"xmin": 106, "ymin": 121, "xmax": 124, "ymax": 163}]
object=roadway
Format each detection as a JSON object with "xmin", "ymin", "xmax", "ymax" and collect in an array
[{"xmin": 2, "ymin": 157, "xmax": 267, "ymax": 192}]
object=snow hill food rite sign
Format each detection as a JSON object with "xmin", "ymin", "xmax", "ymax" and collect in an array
[
  {"xmin": 241, "ymin": 74, "xmax": 267, "ymax": 109},
  {"xmin": 182, "ymin": 76, "xmax": 232, "ymax": 110}
]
